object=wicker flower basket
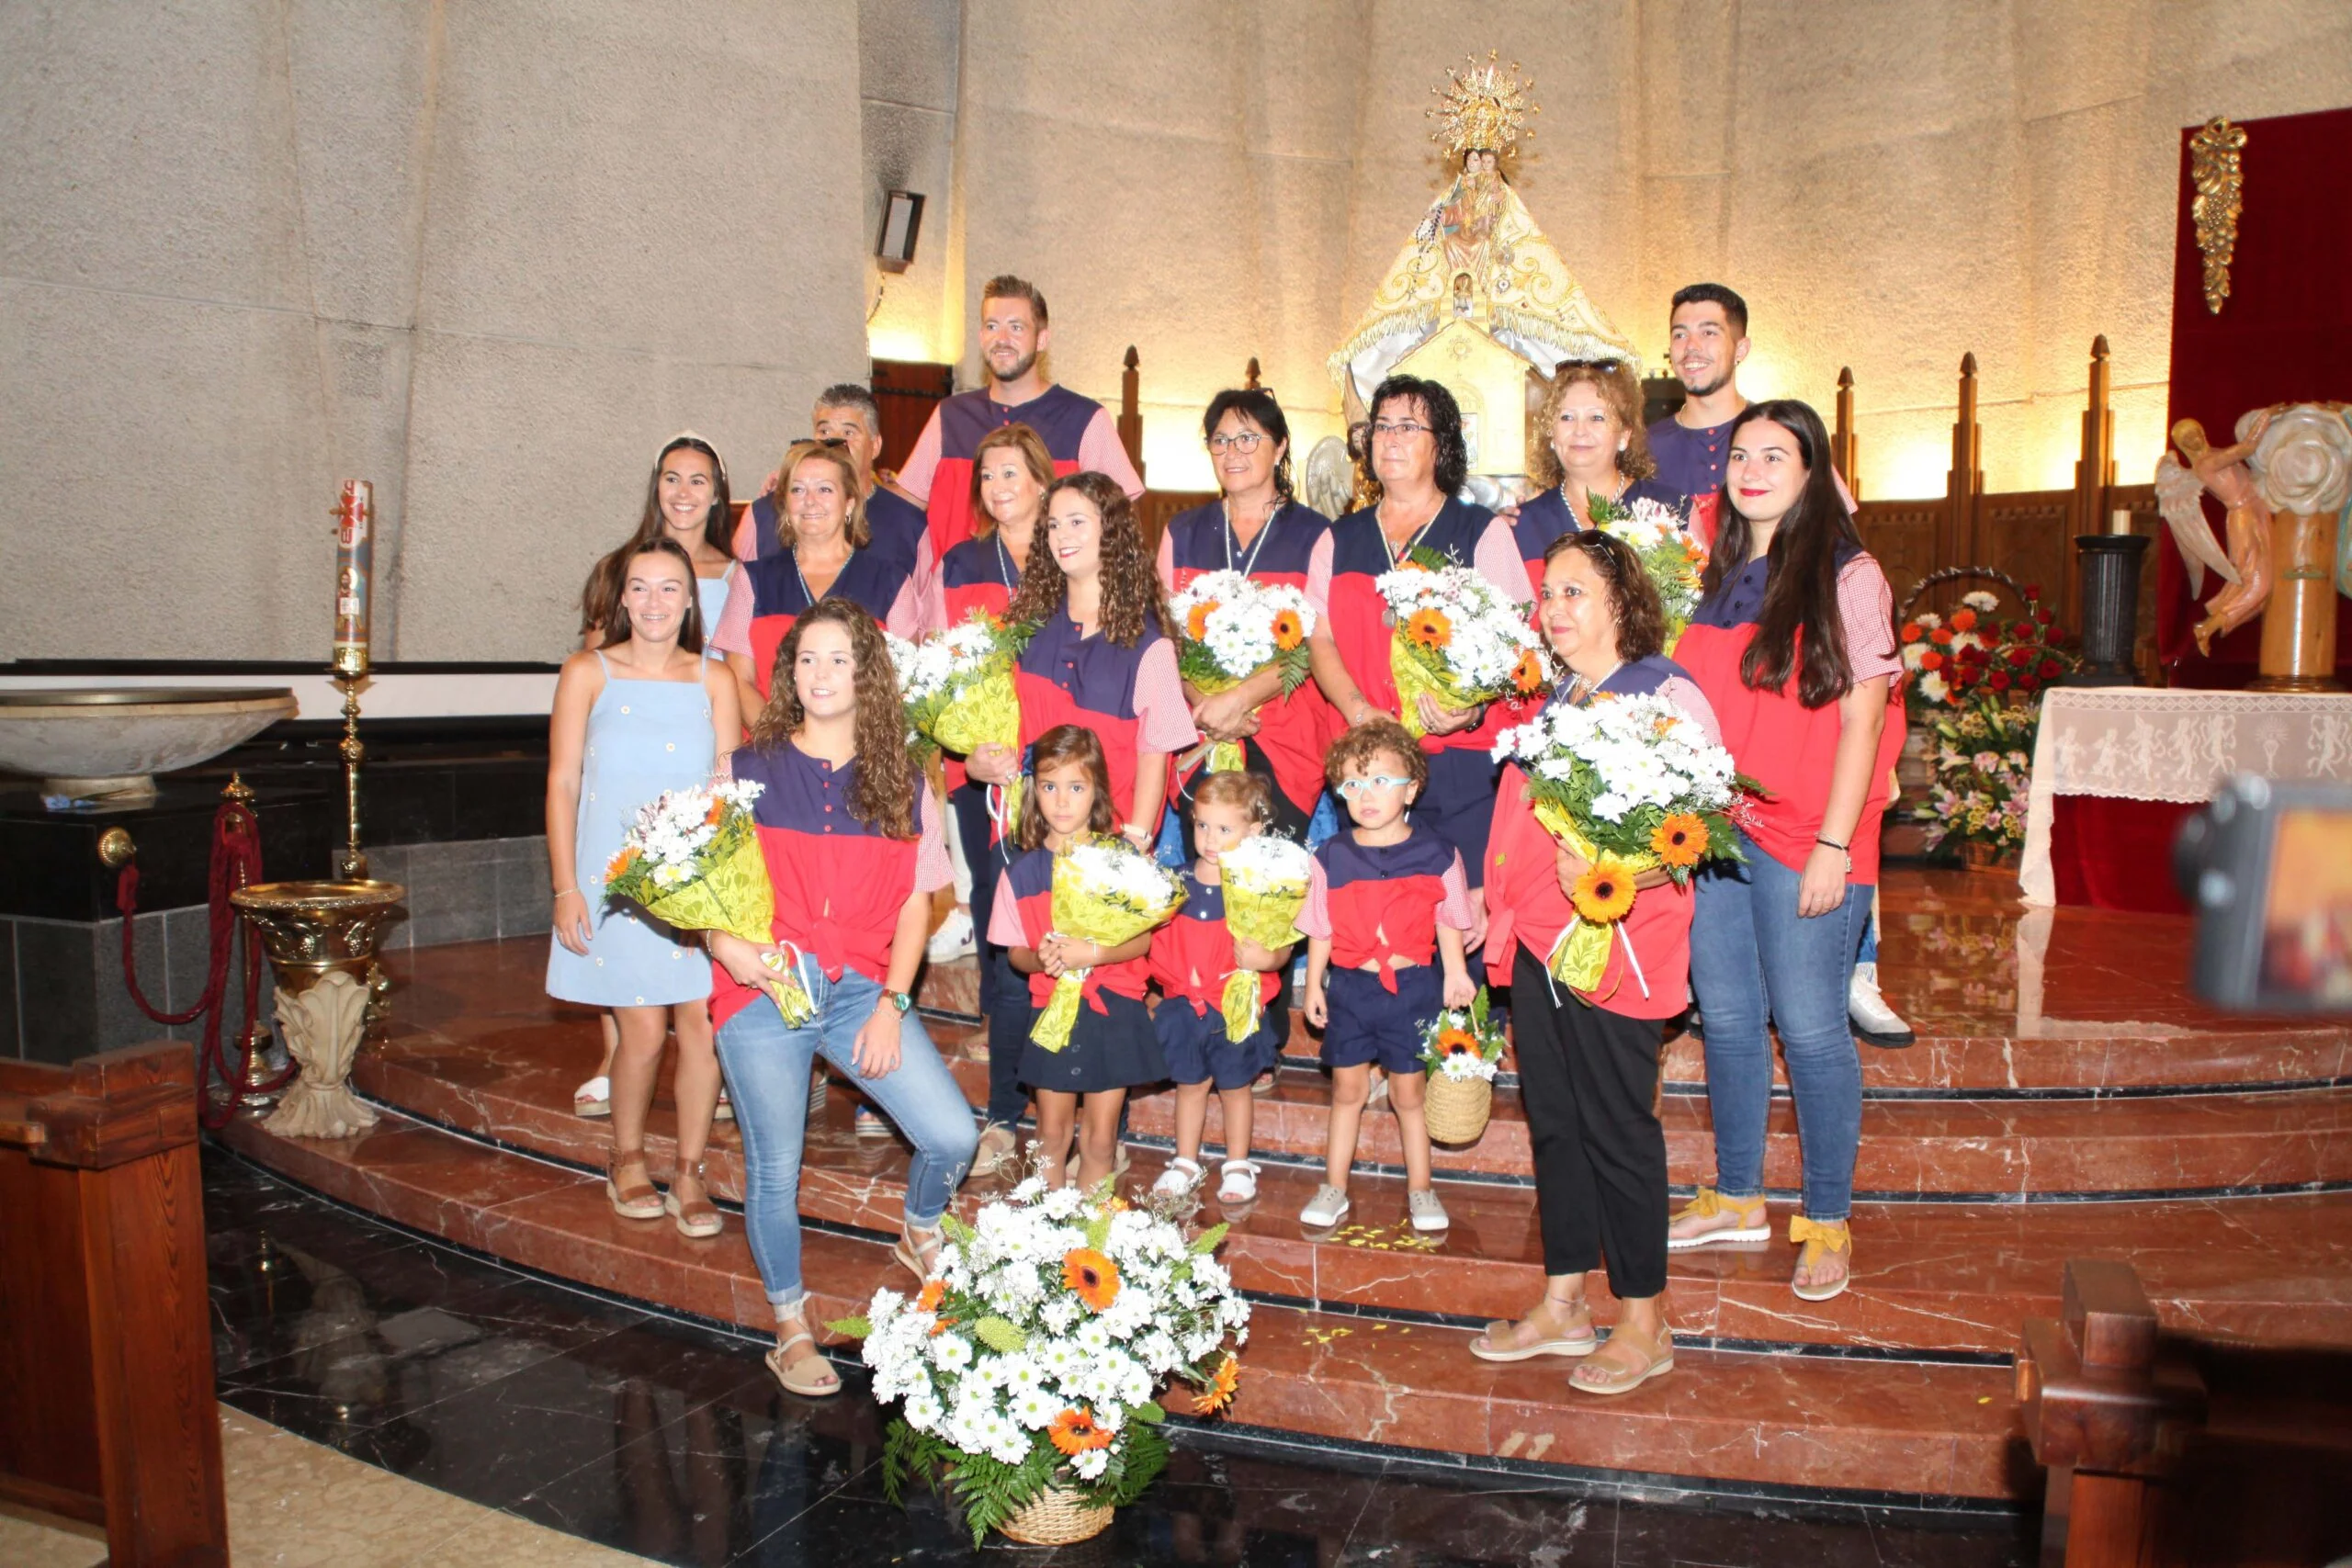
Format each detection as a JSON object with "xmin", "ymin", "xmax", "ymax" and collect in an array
[
  {"xmin": 998, "ymin": 1482, "xmax": 1114, "ymax": 1546},
  {"xmin": 1423, "ymin": 1071, "xmax": 1493, "ymax": 1145}
]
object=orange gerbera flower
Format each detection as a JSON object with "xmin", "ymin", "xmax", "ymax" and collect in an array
[
  {"xmin": 1436, "ymin": 1026, "xmax": 1478, "ymax": 1057},
  {"xmin": 1186, "ymin": 602, "xmax": 1216, "ymax": 640},
  {"xmin": 1949, "ymin": 607, "xmax": 1978, "ymax": 633},
  {"xmin": 1898, "ymin": 620, "xmax": 1923, "ymax": 643},
  {"xmin": 1650, "ymin": 813, "xmax": 1708, "ymax": 868},
  {"xmin": 604, "ymin": 845, "xmax": 639, "ymax": 882},
  {"xmin": 915, "ymin": 1278, "xmax": 946, "ymax": 1314},
  {"xmin": 1049, "ymin": 1406, "xmax": 1114, "ymax": 1455},
  {"xmin": 1195, "ymin": 1354, "xmax": 1241, "ymax": 1416},
  {"xmin": 1405, "ymin": 608, "xmax": 1452, "ymax": 649},
  {"xmin": 1571, "ymin": 863, "xmax": 1636, "ymax": 924},
  {"xmin": 704, "ymin": 797, "xmax": 725, "ymax": 827},
  {"xmin": 1272, "ymin": 609, "xmax": 1305, "ymax": 651},
  {"xmin": 1510, "ymin": 649, "xmax": 1546, "ymax": 694},
  {"xmin": 1062, "ymin": 1247, "xmax": 1121, "ymax": 1312}
]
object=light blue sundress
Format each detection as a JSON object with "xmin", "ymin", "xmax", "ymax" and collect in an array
[
  {"xmin": 696, "ymin": 564, "xmax": 736, "ymax": 660},
  {"xmin": 545, "ymin": 650, "xmax": 716, "ymax": 1007}
]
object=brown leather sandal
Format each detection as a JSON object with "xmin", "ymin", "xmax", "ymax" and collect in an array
[
  {"xmin": 764, "ymin": 1320, "xmax": 840, "ymax": 1398},
  {"xmin": 665, "ymin": 1158, "xmax": 722, "ymax": 1238},
  {"xmin": 1567, "ymin": 1320, "xmax": 1675, "ymax": 1396},
  {"xmin": 1468, "ymin": 1295, "xmax": 1598, "ymax": 1362},
  {"xmin": 606, "ymin": 1146, "xmax": 662, "ymax": 1221}
]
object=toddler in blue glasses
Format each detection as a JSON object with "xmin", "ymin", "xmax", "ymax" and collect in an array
[{"xmin": 1295, "ymin": 717, "xmax": 1476, "ymax": 1234}]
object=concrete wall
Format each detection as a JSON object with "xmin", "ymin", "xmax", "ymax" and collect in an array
[{"xmin": 1, "ymin": 0, "xmax": 868, "ymax": 662}]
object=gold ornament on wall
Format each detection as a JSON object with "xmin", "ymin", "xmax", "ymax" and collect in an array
[
  {"xmin": 1429, "ymin": 51, "xmax": 1535, "ymax": 157},
  {"xmin": 2188, "ymin": 116, "xmax": 2247, "ymax": 315}
]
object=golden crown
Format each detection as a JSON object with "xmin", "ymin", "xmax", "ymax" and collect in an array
[{"xmin": 1428, "ymin": 51, "xmax": 1536, "ymax": 156}]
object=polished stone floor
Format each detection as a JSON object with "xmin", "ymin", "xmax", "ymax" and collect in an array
[{"xmin": 202, "ymin": 1146, "xmax": 2038, "ymax": 1567}]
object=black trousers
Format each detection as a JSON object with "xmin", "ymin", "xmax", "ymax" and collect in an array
[
  {"xmin": 1511, "ymin": 946, "xmax": 1669, "ymax": 1299},
  {"xmin": 950, "ymin": 779, "xmax": 1030, "ymax": 1128}
]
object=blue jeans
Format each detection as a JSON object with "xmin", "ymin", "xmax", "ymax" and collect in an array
[
  {"xmin": 1688, "ymin": 829, "xmax": 1869, "ymax": 1222},
  {"xmin": 716, "ymin": 963, "xmax": 977, "ymax": 1311},
  {"xmin": 1856, "ymin": 887, "xmax": 1878, "ymax": 964}
]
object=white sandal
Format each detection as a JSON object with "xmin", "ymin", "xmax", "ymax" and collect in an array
[
  {"xmin": 1216, "ymin": 1159, "xmax": 1261, "ymax": 1203},
  {"xmin": 573, "ymin": 1075, "xmax": 611, "ymax": 1118},
  {"xmin": 1152, "ymin": 1156, "xmax": 1204, "ymax": 1198}
]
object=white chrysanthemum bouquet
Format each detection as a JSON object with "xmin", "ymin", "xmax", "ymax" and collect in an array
[
  {"xmin": 888, "ymin": 611, "xmax": 1030, "ymax": 761},
  {"xmin": 1587, "ymin": 494, "xmax": 1705, "ymax": 644},
  {"xmin": 1166, "ymin": 570, "xmax": 1317, "ymax": 773},
  {"xmin": 603, "ymin": 780, "xmax": 813, "ymax": 1023},
  {"xmin": 831, "ymin": 1178, "xmax": 1250, "ymax": 1545},
  {"xmin": 1033, "ymin": 837, "xmax": 1187, "ymax": 1051},
  {"xmin": 1375, "ymin": 560, "xmax": 1546, "ymax": 737},
  {"xmin": 1211, "ymin": 833, "xmax": 1311, "ymax": 1043},
  {"xmin": 1490, "ymin": 693, "xmax": 1755, "ymax": 996}
]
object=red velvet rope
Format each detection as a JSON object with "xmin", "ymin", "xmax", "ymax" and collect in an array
[{"xmin": 116, "ymin": 799, "xmax": 288, "ymax": 1126}]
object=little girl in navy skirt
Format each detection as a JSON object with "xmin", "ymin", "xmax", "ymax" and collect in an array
[
  {"xmin": 988, "ymin": 725, "xmax": 1170, "ymax": 1189},
  {"xmin": 1148, "ymin": 771, "xmax": 1294, "ymax": 1205}
]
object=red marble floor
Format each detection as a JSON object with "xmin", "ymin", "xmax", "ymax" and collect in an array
[{"xmin": 217, "ymin": 872, "xmax": 2352, "ymax": 1506}]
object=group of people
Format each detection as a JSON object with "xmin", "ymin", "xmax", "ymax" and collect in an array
[{"xmin": 543, "ymin": 274, "xmax": 1912, "ymax": 1402}]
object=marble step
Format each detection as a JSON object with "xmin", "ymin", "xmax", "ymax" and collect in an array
[
  {"xmin": 213, "ymin": 1107, "xmax": 2028, "ymax": 1502},
  {"xmin": 348, "ymin": 1032, "xmax": 2352, "ymax": 1358}
]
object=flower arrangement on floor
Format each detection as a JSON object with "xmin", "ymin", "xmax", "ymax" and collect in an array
[
  {"xmin": 1213, "ymin": 833, "xmax": 1312, "ymax": 1043},
  {"xmin": 1032, "ymin": 837, "xmax": 1187, "ymax": 1051},
  {"xmin": 1375, "ymin": 558, "xmax": 1547, "ymax": 737},
  {"xmin": 1899, "ymin": 587, "xmax": 2072, "ymax": 712},
  {"xmin": 1490, "ymin": 693, "xmax": 1757, "ymax": 997},
  {"xmin": 830, "ymin": 1175, "xmax": 1252, "ymax": 1546},
  {"xmin": 1913, "ymin": 695, "xmax": 2037, "ymax": 861},
  {"xmin": 1586, "ymin": 494, "xmax": 1706, "ymax": 644},
  {"xmin": 1419, "ymin": 986, "xmax": 1509, "ymax": 1144},
  {"xmin": 1166, "ymin": 570, "xmax": 1317, "ymax": 773},
  {"xmin": 604, "ymin": 779, "xmax": 812, "ymax": 1022}
]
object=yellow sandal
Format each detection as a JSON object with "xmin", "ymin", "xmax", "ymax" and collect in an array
[{"xmin": 1790, "ymin": 1216, "xmax": 1852, "ymax": 1303}]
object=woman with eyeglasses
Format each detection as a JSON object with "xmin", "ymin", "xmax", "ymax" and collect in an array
[
  {"xmin": 1309, "ymin": 374, "xmax": 1527, "ymax": 951},
  {"xmin": 1155, "ymin": 388, "xmax": 1342, "ymax": 852},
  {"xmin": 1510, "ymin": 360, "xmax": 1690, "ymax": 592}
]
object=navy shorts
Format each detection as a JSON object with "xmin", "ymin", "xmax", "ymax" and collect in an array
[
  {"xmin": 1153, "ymin": 998, "xmax": 1278, "ymax": 1090},
  {"xmin": 1321, "ymin": 964, "xmax": 1442, "ymax": 1075}
]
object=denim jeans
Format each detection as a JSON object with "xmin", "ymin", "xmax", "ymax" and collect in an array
[
  {"xmin": 716, "ymin": 961, "xmax": 977, "ymax": 1311},
  {"xmin": 1856, "ymin": 887, "xmax": 1878, "ymax": 964},
  {"xmin": 1687, "ymin": 829, "xmax": 1869, "ymax": 1221}
]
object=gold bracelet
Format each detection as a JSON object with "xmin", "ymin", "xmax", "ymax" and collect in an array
[{"xmin": 552, "ymin": 887, "xmax": 580, "ymax": 897}]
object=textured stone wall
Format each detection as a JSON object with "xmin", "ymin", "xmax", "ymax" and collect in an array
[{"xmin": 1, "ymin": 0, "xmax": 868, "ymax": 661}]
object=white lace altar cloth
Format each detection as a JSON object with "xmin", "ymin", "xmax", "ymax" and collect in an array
[{"xmin": 2020, "ymin": 686, "xmax": 2352, "ymax": 905}]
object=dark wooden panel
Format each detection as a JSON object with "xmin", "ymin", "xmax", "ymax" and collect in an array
[
  {"xmin": 1975, "ymin": 489, "xmax": 2075, "ymax": 605},
  {"xmin": 1137, "ymin": 491, "xmax": 1216, "ymax": 558},
  {"xmin": 872, "ymin": 359, "xmax": 953, "ymax": 476},
  {"xmin": 0, "ymin": 1150, "xmax": 103, "ymax": 1513},
  {"xmin": 1854, "ymin": 502, "xmax": 1944, "ymax": 611}
]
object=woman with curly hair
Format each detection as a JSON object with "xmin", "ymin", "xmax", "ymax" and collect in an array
[
  {"xmin": 1510, "ymin": 360, "xmax": 1690, "ymax": 592},
  {"xmin": 968, "ymin": 470, "xmax": 1198, "ymax": 847},
  {"xmin": 707, "ymin": 597, "xmax": 977, "ymax": 1399}
]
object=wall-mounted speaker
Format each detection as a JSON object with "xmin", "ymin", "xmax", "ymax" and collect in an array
[{"xmin": 876, "ymin": 190, "xmax": 924, "ymax": 275}]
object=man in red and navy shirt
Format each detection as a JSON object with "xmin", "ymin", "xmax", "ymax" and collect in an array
[
  {"xmin": 734, "ymin": 382, "xmax": 937, "ymax": 606},
  {"xmin": 894, "ymin": 275, "xmax": 1143, "ymax": 559}
]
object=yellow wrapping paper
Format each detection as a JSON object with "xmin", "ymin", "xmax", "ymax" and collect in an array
[
  {"xmin": 1391, "ymin": 639, "xmax": 1486, "ymax": 739},
  {"xmin": 1217, "ymin": 878, "xmax": 1307, "ymax": 1043},
  {"xmin": 614, "ymin": 827, "xmax": 815, "ymax": 1025},
  {"xmin": 1030, "ymin": 844, "xmax": 1184, "ymax": 1052},
  {"xmin": 1206, "ymin": 739, "xmax": 1248, "ymax": 775},
  {"xmin": 1530, "ymin": 802, "xmax": 1657, "ymax": 994}
]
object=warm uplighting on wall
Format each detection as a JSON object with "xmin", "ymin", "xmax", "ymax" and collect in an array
[{"xmin": 866, "ymin": 325, "xmax": 938, "ymax": 365}]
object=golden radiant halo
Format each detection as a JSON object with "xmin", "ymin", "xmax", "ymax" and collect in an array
[{"xmin": 1428, "ymin": 51, "xmax": 1536, "ymax": 157}]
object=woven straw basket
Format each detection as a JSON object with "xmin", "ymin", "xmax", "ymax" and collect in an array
[
  {"xmin": 999, "ymin": 1482, "xmax": 1114, "ymax": 1546},
  {"xmin": 1424, "ymin": 1072, "xmax": 1493, "ymax": 1145}
]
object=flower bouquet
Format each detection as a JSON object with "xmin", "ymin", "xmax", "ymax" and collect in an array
[
  {"xmin": 1166, "ymin": 570, "xmax": 1317, "ymax": 773},
  {"xmin": 1375, "ymin": 559, "xmax": 1547, "ymax": 738},
  {"xmin": 1213, "ymin": 834, "xmax": 1312, "ymax": 1043},
  {"xmin": 1586, "ymin": 493, "xmax": 1705, "ymax": 645},
  {"xmin": 1913, "ymin": 694, "xmax": 2036, "ymax": 862},
  {"xmin": 603, "ymin": 780, "xmax": 813, "ymax": 1023},
  {"xmin": 1419, "ymin": 986, "xmax": 1509, "ymax": 1144},
  {"xmin": 829, "ymin": 1177, "xmax": 1251, "ymax": 1546},
  {"xmin": 1490, "ymin": 693, "xmax": 1757, "ymax": 998},
  {"xmin": 892, "ymin": 610, "xmax": 1034, "ymax": 820},
  {"xmin": 1899, "ymin": 588, "xmax": 2072, "ymax": 714},
  {"xmin": 1033, "ymin": 836, "xmax": 1187, "ymax": 1051}
]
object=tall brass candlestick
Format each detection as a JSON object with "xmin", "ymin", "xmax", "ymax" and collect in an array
[{"xmin": 330, "ymin": 481, "xmax": 373, "ymax": 878}]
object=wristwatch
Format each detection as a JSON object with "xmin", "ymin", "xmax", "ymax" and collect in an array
[{"xmin": 885, "ymin": 989, "xmax": 914, "ymax": 1015}]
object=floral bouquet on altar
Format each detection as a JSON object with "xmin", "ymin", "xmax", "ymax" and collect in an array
[
  {"xmin": 829, "ymin": 1176, "xmax": 1250, "ymax": 1546},
  {"xmin": 1166, "ymin": 570, "xmax": 1317, "ymax": 773},
  {"xmin": 1586, "ymin": 494, "xmax": 1706, "ymax": 644},
  {"xmin": 1914, "ymin": 695, "xmax": 2036, "ymax": 859},
  {"xmin": 1490, "ymin": 693, "xmax": 1757, "ymax": 997},
  {"xmin": 604, "ymin": 780, "xmax": 812, "ymax": 1023},
  {"xmin": 1900, "ymin": 588, "xmax": 2072, "ymax": 713},
  {"xmin": 1032, "ymin": 837, "xmax": 1187, "ymax": 1051},
  {"xmin": 1375, "ymin": 558, "xmax": 1547, "ymax": 737},
  {"xmin": 1418, "ymin": 986, "xmax": 1510, "ymax": 1144},
  {"xmin": 1212, "ymin": 834, "xmax": 1312, "ymax": 1043}
]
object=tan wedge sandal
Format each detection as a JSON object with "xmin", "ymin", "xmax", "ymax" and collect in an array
[
  {"xmin": 1567, "ymin": 1320, "xmax": 1675, "ymax": 1396},
  {"xmin": 764, "ymin": 1318, "xmax": 841, "ymax": 1398},
  {"xmin": 894, "ymin": 1221, "xmax": 944, "ymax": 1285},
  {"xmin": 665, "ymin": 1158, "xmax": 722, "ymax": 1239},
  {"xmin": 606, "ymin": 1146, "xmax": 663, "ymax": 1221},
  {"xmin": 1468, "ymin": 1294, "xmax": 1599, "ymax": 1363}
]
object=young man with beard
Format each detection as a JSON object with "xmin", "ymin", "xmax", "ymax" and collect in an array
[{"xmin": 895, "ymin": 275, "xmax": 1144, "ymax": 559}]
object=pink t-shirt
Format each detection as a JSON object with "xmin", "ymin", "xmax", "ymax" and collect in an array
[{"xmin": 1295, "ymin": 840, "xmax": 1475, "ymax": 942}]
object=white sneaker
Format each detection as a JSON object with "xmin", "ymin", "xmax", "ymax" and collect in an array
[
  {"xmin": 1152, "ymin": 1156, "xmax": 1204, "ymax": 1198},
  {"xmin": 1407, "ymin": 1187, "xmax": 1451, "ymax": 1233},
  {"xmin": 1299, "ymin": 1183, "xmax": 1351, "ymax": 1227},
  {"xmin": 926, "ymin": 906, "xmax": 977, "ymax": 964},
  {"xmin": 1849, "ymin": 962, "xmax": 1915, "ymax": 1048}
]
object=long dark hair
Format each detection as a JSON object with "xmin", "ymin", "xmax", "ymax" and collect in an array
[
  {"xmin": 594, "ymin": 536, "xmax": 705, "ymax": 654},
  {"xmin": 580, "ymin": 434, "xmax": 732, "ymax": 637},
  {"xmin": 1004, "ymin": 472, "xmax": 1173, "ymax": 646},
  {"xmin": 1701, "ymin": 399, "xmax": 1865, "ymax": 708},
  {"xmin": 1369, "ymin": 375, "xmax": 1468, "ymax": 497},
  {"xmin": 746, "ymin": 598, "xmax": 916, "ymax": 840},
  {"xmin": 1202, "ymin": 388, "xmax": 1295, "ymax": 502}
]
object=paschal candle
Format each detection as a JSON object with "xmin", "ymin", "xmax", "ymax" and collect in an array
[{"xmin": 334, "ymin": 480, "xmax": 373, "ymax": 677}]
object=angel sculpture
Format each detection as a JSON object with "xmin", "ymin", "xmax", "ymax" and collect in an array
[{"xmin": 2155, "ymin": 411, "xmax": 2277, "ymax": 656}]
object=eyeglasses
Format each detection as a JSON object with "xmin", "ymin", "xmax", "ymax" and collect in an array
[
  {"xmin": 1335, "ymin": 774, "xmax": 1412, "ymax": 798},
  {"xmin": 1205, "ymin": 432, "xmax": 1268, "ymax": 455},
  {"xmin": 1370, "ymin": 421, "xmax": 1431, "ymax": 442}
]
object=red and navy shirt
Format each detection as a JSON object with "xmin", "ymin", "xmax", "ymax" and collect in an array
[
  {"xmin": 709, "ymin": 739, "xmax": 946, "ymax": 1029},
  {"xmin": 989, "ymin": 843, "xmax": 1156, "ymax": 1011},
  {"xmin": 918, "ymin": 387, "xmax": 1101, "ymax": 560},
  {"xmin": 1676, "ymin": 548, "xmax": 1906, "ymax": 881},
  {"xmin": 726, "ymin": 536, "xmax": 923, "ymax": 703},
  {"xmin": 1158, "ymin": 500, "xmax": 1338, "ymax": 812},
  {"xmin": 739, "ymin": 485, "xmax": 930, "ymax": 573},
  {"xmin": 1014, "ymin": 607, "xmax": 1192, "ymax": 833},
  {"xmin": 1510, "ymin": 479, "xmax": 1690, "ymax": 596},
  {"xmin": 941, "ymin": 532, "xmax": 1023, "ymax": 625},
  {"xmin": 1147, "ymin": 871, "xmax": 1283, "ymax": 1016},
  {"xmin": 1299, "ymin": 829, "xmax": 1471, "ymax": 993}
]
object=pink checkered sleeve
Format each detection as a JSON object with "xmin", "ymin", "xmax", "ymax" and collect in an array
[
  {"xmin": 1436, "ymin": 851, "xmax": 1475, "ymax": 930},
  {"xmin": 710, "ymin": 567, "xmax": 755, "ymax": 655},
  {"xmin": 1156, "ymin": 528, "xmax": 1178, "ymax": 595},
  {"xmin": 1473, "ymin": 518, "xmax": 1527, "ymax": 603},
  {"xmin": 1658, "ymin": 675, "xmax": 1722, "ymax": 746},
  {"xmin": 1135, "ymin": 638, "xmax": 1201, "ymax": 752},
  {"xmin": 913, "ymin": 786, "xmax": 953, "ymax": 893},
  {"xmin": 1080, "ymin": 409, "xmax": 1146, "ymax": 500},
  {"xmin": 1837, "ymin": 556, "xmax": 1903, "ymax": 682},
  {"xmin": 1305, "ymin": 531, "xmax": 1334, "ymax": 619},
  {"xmin": 1295, "ymin": 856, "xmax": 1332, "ymax": 941},
  {"xmin": 987, "ymin": 869, "xmax": 1027, "ymax": 947},
  {"xmin": 896, "ymin": 412, "xmax": 944, "ymax": 505}
]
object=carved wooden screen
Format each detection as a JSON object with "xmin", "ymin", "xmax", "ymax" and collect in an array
[
  {"xmin": 1853, "ymin": 502, "xmax": 1943, "ymax": 610},
  {"xmin": 1973, "ymin": 490, "xmax": 2075, "ymax": 604},
  {"xmin": 1136, "ymin": 491, "xmax": 1215, "ymax": 557}
]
